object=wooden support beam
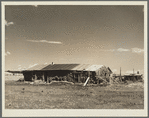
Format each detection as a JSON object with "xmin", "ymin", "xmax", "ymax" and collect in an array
[
  {"xmin": 120, "ymin": 67, "xmax": 122, "ymax": 82},
  {"xmin": 109, "ymin": 77, "xmax": 112, "ymax": 85},
  {"xmin": 97, "ymin": 79, "xmax": 100, "ymax": 84},
  {"xmin": 98, "ymin": 77, "xmax": 108, "ymax": 83},
  {"xmin": 78, "ymin": 74, "xmax": 81, "ymax": 83},
  {"xmin": 88, "ymin": 71, "xmax": 90, "ymax": 77},
  {"xmin": 87, "ymin": 71, "xmax": 90, "ymax": 84},
  {"xmin": 35, "ymin": 74, "xmax": 37, "ymax": 80},
  {"xmin": 73, "ymin": 73, "xmax": 75, "ymax": 82},
  {"xmin": 47, "ymin": 77, "xmax": 49, "ymax": 83},
  {"xmin": 42, "ymin": 73, "xmax": 45, "ymax": 82},
  {"xmin": 80, "ymin": 73, "xmax": 82, "ymax": 83},
  {"xmin": 73, "ymin": 73, "xmax": 75, "ymax": 78},
  {"xmin": 83, "ymin": 77, "xmax": 90, "ymax": 86},
  {"xmin": 73, "ymin": 71, "xmax": 83, "ymax": 74},
  {"xmin": 31, "ymin": 72, "xmax": 34, "ymax": 81}
]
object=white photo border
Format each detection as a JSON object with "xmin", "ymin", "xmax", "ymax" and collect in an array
[{"xmin": 2, "ymin": 1, "xmax": 148, "ymax": 117}]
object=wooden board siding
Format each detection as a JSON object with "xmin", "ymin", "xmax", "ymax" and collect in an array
[
  {"xmin": 23, "ymin": 71, "xmax": 46, "ymax": 81},
  {"xmin": 95, "ymin": 66, "xmax": 112, "ymax": 84}
]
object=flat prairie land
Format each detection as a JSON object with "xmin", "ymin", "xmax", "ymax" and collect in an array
[{"xmin": 5, "ymin": 77, "xmax": 144, "ymax": 109}]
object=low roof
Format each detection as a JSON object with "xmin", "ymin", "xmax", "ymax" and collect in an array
[
  {"xmin": 25, "ymin": 64, "xmax": 104, "ymax": 72},
  {"xmin": 124, "ymin": 73, "xmax": 143, "ymax": 76},
  {"xmin": 113, "ymin": 73, "xmax": 142, "ymax": 77},
  {"xmin": 5, "ymin": 72, "xmax": 13, "ymax": 75}
]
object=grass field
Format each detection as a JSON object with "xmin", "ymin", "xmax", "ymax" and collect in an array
[{"xmin": 5, "ymin": 77, "xmax": 144, "ymax": 109}]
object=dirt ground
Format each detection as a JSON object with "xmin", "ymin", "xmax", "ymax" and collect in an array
[{"xmin": 5, "ymin": 77, "xmax": 144, "ymax": 109}]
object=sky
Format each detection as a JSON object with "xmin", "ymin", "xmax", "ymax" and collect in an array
[{"xmin": 5, "ymin": 5, "xmax": 144, "ymax": 74}]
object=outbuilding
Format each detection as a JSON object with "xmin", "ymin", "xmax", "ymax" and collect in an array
[{"xmin": 123, "ymin": 73, "xmax": 143, "ymax": 81}]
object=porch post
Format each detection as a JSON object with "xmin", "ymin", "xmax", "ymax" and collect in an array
[
  {"xmin": 31, "ymin": 72, "xmax": 33, "ymax": 81},
  {"xmin": 35, "ymin": 74, "xmax": 37, "ymax": 80},
  {"xmin": 42, "ymin": 72, "xmax": 45, "ymax": 82},
  {"xmin": 78, "ymin": 74, "xmax": 81, "ymax": 83},
  {"xmin": 88, "ymin": 71, "xmax": 90, "ymax": 84}
]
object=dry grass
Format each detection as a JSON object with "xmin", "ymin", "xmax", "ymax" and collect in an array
[{"xmin": 5, "ymin": 77, "xmax": 144, "ymax": 109}]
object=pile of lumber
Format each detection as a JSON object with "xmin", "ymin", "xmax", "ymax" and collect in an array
[{"xmin": 110, "ymin": 77, "xmax": 124, "ymax": 84}]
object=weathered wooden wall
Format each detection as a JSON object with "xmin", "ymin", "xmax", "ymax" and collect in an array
[{"xmin": 95, "ymin": 66, "xmax": 112, "ymax": 84}]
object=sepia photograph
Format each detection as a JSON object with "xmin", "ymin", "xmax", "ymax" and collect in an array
[{"xmin": 2, "ymin": 1, "xmax": 148, "ymax": 117}]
